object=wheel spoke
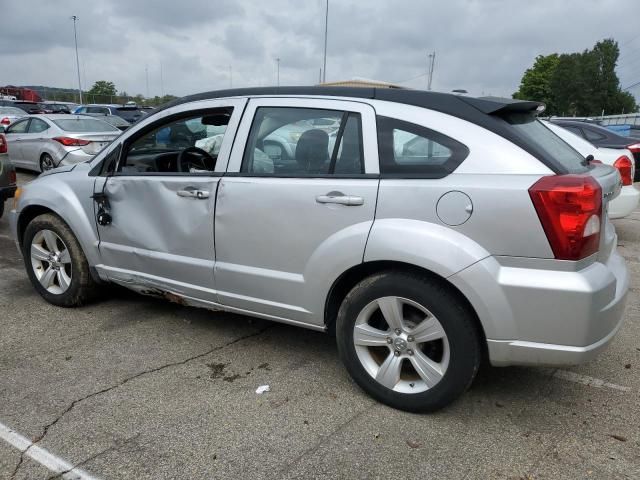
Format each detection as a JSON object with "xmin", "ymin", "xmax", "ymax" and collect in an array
[
  {"xmin": 353, "ymin": 324, "xmax": 390, "ymax": 346},
  {"xmin": 58, "ymin": 248, "xmax": 71, "ymax": 264},
  {"xmin": 375, "ymin": 352, "xmax": 403, "ymax": 389},
  {"xmin": 40, "ymin": 267, "xmax": 56, "ymax": 289},
  {"xmin": 409, "ymin": 350, "xmax": 445, "ymax": 388},
  {"xmin": 42, "ymin": 230, "xmax": 58, "ymax": 252},
  {"xmin": 31, "ymin": 244, "xmax": 50, "ymax": 261},
  {"xmin": 377, "ymin": 297, "xmax": 404, "ymax": 331},
  {"xmin": 410, "ymin": 317, "xmax": 446, "ymax": 343},
  {"xmin": 56, "ymin": 270, "xmax": 70, "ymax": 291}
]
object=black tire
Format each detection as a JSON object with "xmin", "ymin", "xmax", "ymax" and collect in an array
[
  {"xmin": 40, "ymin": 153, "xmax": 54, "ymax": 172},
  {"xmin": 336, "ymin": 271, "xmax": 482, "ymax": 412},
  {"xmin": 22, "ymin": 213, "xmax": 98, "ymax": 307},
  {"xmin": 0, "ymin": 199, "xmax": 4, "ymax": 220}
]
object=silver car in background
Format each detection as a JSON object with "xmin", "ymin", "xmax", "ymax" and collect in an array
[
  {"xmin": 0, "ymin": 106, "xmax": 27, "ymax": 128},
  {"xmin": 4, "ymin": 114, "xmax": 120, "ymax": 172},
  {"xmin": 9, "ymin": 87, "xmax": 629, "ymax": 412}
]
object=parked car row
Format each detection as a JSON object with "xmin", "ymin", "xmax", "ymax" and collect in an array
[
  {"xmin": 6, "ymin": 87, "xmax": 632, "ymax": 412},
  {"xmin": 550, "ymin": 118, "xmax": 640, "ymax": 181},
  {"xmin": 0, "ymin": 115, "xmax": 120, "ymax": 173}
]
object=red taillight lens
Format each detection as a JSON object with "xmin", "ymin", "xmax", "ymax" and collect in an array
[
  {"xmin": 9, "ymin": 169, "xmax": 16, "ymax": 185},
  {"xmin": 53, "ymin": 136, "xmax": 90, "ymax": 147},
  {"xmin": 0, "ymin": 134, "xmax": 7, "ymax": 154},
  {"xmin": 529, "ymin": 175, "xmax": 602, "ymax": 261},
  {"xmin": 614, "ymin": 155, "xmax": 633, "ymax": 186},
  {"xmin": 626, "ymin": 142, "xmax": 640, "ymax": 153},
  {"xmin": 0, "ymin": 117, "xmax": 10, "ymax": 125}
]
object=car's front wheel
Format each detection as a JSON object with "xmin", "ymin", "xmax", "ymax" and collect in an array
[
  {"xmin": 336, "ymin": 271, "xmax": 482, "ymax": 412},
  {"xmin": 23, "ymin": 213, "xmax": 97, "ymax": 307}
]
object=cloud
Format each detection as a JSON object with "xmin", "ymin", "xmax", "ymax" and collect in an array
[{"xmin": 0, "ymin": 0, "xmax": 638, "ymax": 101}]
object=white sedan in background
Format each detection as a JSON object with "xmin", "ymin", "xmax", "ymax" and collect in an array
[
  {"xmin": 544, "ymin": 120, "xmax": 639, "ymax": 219},
  {"xmin": 3, "ymin": 114, "xmax": 120, "ymax": 173}
]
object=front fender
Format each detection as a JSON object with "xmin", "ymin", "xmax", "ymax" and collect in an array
[{"xmin": 15, "ymin": 173, "xmax": 99, "ymax": 267}]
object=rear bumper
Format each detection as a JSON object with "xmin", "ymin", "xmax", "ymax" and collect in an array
[
  {"xmin": 57, "ymin": 149, "xmax": 93, "ymax": 167},
  {"xmin": 449, "ymin": 248, "xmax": 629, "ymax": 367},
  {"xmin": 0, "ymin": 185, "xmax": 17, "ymax": 201},
  {"xmin": 609, "ymin": 185, "xmax": 639, "ymax": 219}
]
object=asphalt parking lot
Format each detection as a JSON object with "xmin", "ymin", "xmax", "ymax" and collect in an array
[{"xmin": 0, "ymin": 171, "xmax": 639, "ymax": 480}]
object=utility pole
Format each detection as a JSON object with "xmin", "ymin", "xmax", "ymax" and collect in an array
[
  {"xmin": 70, "ymin": 15, "xmax": 83, "ymax": 104},
  {"xmin": 145, "ymin": 64, "xmax": 149, "ymax": 99},
  {"xmin": 276, "ymin": 58, "xmax": 280, "ymax": 86},
  {"xmin": 322, "ymin": 0, "xmax": 328, "ymax": 83},
  {"xmin": 160, "ymin": 62, "xmax": 164, "ymax": 97},
  {"xmin": 427, "ymin": 51, "xmax": 436, "ymax": 90}
]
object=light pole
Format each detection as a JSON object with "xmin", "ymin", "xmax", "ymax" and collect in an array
[
  {"xmin": 70, "ymin": 15, "xmax": 83, "ymax": 104},
  {"xmin": 322, "ymin": 0, "xmax": 328, "ymax": 83},
  {"xmin": 276, "ymin": 58, "xmax": 280, "ymax": 86}
]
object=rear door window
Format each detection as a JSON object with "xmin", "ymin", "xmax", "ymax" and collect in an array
[
  {"xmin": 28, "ymin": 118, "xmax": 49, "ymax": 133},
  {"xmin": 377, "ymin": 116, "xmax": 468, "ymax": 177}
]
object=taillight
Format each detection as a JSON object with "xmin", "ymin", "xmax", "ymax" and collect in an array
[
  {"xmin": 53, "ymin": 136, "xmax": 90, "ymax": 147},
  {"xmin": 627, "ymin": 142, "xmax": 640, "ymax": 154},
  {"xmin": 0, "ymin": 117, "xmax": 10, "ymax": 125},
  {"xmin": 0, "ymin": 134, "xmax": 7, "ymax": 154},
  {"xmin": 529, "ymin": 175, "xmax": 602, "ymax": 261},
  {"xmin": 614, "ymin": 156, "xmax": 633, "ymax": 186}
]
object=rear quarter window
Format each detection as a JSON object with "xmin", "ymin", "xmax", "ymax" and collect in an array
[{"xmin": 377, "ymin": 116, "xmax": 469, "ymax": 177}]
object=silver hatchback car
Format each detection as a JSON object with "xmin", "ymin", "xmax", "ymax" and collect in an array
[{"xmin": 9, "ymin": 87, "xmax": 629, "ymax": 412}]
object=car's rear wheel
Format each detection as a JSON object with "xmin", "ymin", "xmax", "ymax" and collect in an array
[
  {"xmin": 23, "ymin": 213, "xmax": 97, "ymax": 307},
  {"xmin": 336, "ymin": 271, "xmax": 481, "ymax": 412},
  {"xmin": 40, "ymin": 153, "xmax": 54, "ymax": 172}
]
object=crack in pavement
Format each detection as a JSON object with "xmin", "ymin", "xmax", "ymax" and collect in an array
[
  {"xmin": 10, "ymin": 325, "xmax": 272, "ymax": 480},
  {"xmin": 275, "ymin": 402, "xmax": 377, "ymax": 477},
  {"xmin": 44, "ymin": 434, "xmax": 141, "ymax": 480}
]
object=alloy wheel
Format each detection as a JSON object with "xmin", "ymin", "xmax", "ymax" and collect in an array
[
  {"xmin": 40, "ymin": 154, "xmax": 54, "ymax": 172},
  {"xmin": 353, "ymin": 296, "xmax": 450, "ymax": 394},
  {"xmin": 30, "ymin": 229, "xmax": 72, "ymax": 294}
]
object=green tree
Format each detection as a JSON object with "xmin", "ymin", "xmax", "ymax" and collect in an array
[
  {"xmin": 514, "ymin": 39, "xmax": 637, "ymax": 116},
  {"xmin": 513, "ymin": 54, "xmax": 560, "ymax": 114},
  {"xmin": 87, "ymin": 81, "xmax": 117, "ymax": 97}
]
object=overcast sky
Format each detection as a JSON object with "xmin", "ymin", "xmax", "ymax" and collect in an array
[{"xmin": 1, "ymin": 0, "xmax": 639, "ymax": 100}]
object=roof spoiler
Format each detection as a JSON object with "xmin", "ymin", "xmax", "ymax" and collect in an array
[{"xmin": 459, "ymin": 96, "xmax": 544, "ymax": 115}]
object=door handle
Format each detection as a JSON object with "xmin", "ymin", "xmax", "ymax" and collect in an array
[
  {"xmin": 316, "ymin": 192, "xmax": 364, "ymax": 206},
  {"xmin": 177, "ymin": 188, "xmax": 210, "ymax": 199}
]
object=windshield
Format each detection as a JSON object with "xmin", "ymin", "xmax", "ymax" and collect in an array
[
  {"xmin": 53, "ymin": 118, "xmax": 120, "ymax": 132},
  {"xmin": 116, "ymin": 108, "xmax": 146, "ymax": 122},
  {"xmin": 505, "ymin": 113, "xmax": 588, "ymax": 173}
]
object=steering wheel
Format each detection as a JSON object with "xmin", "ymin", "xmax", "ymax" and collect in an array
[{"xmin": 177, "ymin": 146, "xmax": 215, "ymax": 172}]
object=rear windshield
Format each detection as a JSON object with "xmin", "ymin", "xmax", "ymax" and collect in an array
[
  {"xmin": 505, "ymin": 113, "xmax": 588, "ymax": 173},
  {"xmin": 53, "ymin": 118, "xmax": 120, "ymax": 132},
  {"xmin": 116, "ymin": 108, "xmax": 146, "ymax": 122}
]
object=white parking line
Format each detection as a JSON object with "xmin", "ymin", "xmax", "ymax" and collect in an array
[
  {"xmin": 552, "ymin": 369, "xmax": 631, "ymax": 392},
  {"xmin": 0, "ymin": 421, "xmax": 100, "ymax": 480}
]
